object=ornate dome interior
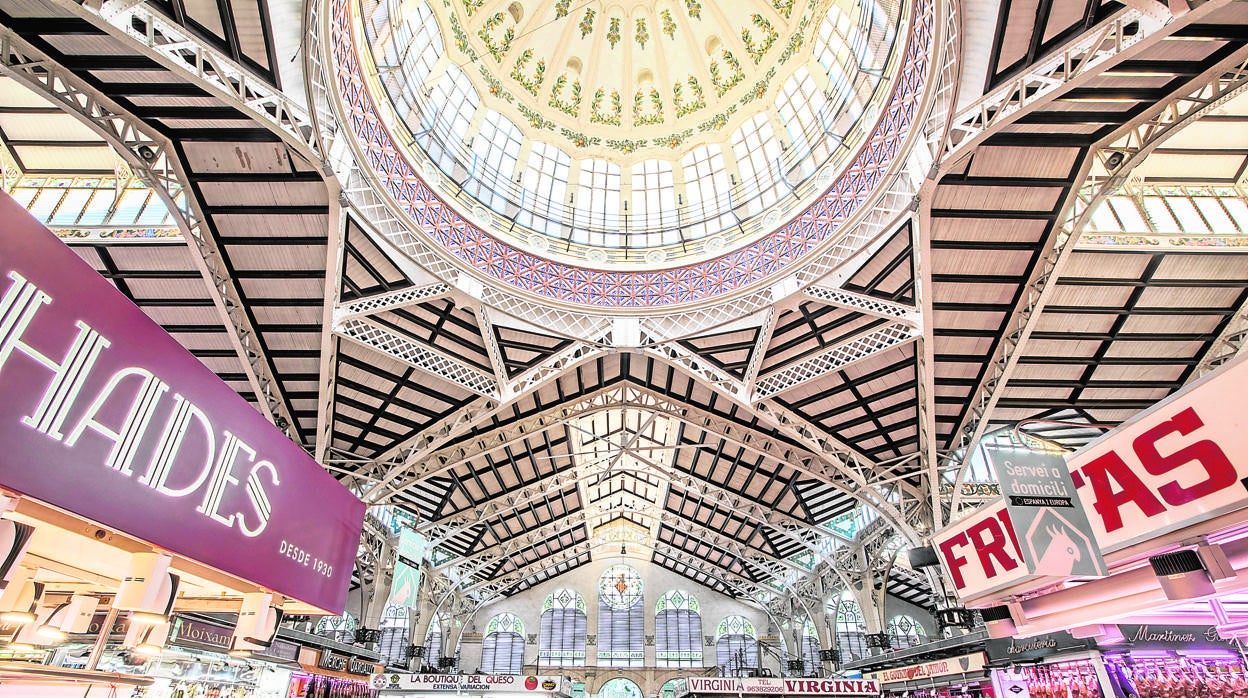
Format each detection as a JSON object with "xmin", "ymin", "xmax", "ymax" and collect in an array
[{"xmin": 355, "ymin": 0, "xmax": 910, "ymax": 274}]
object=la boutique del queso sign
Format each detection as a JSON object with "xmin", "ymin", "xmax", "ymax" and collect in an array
[{"xmin": 933, "ymin": 354, "xmax": 1248, "ymax": 604}]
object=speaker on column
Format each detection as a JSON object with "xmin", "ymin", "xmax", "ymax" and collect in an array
[
  {"xmin": 229, "ymin": 592, "xmax": 284, "ymax": 655},
  {"xmin": 0, "ymin": 566, "xmax": 44, "ymax": 624},
  {"xmin": 0, "ymin": 520, "xmax": 34, "ymax": 585},
  {"xmin": 114, "ymin": 553, "xmax": 180, "ymax": 625}
]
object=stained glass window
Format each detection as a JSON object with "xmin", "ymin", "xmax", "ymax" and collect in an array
[
  {"xmin": 715, "ymin": 615, "xmax": 759, "ymax": 677},
  {"xmin": 833, "ymin": 593, "xmax": 868, "ymax": 663},
  {"xmin": 888, "ymin": 614, "xmax": 927, "ymax": 649},
  {"xmin": 540, "ymin": 588, "xmax": 587, "ymax": 666},
  {"xmin": 598, "ymin": 678, "xmax": 644, "ymax": 698},
  {"xmin": 481, "ymin": 612, "xmax": 525, "ymax": 674},
  {"xmin": 659, "ymin": 679, "xmax": 688, "ymax": 698},
  {"xmin": 798, "ymin": 620, "xmax": 820, "ymax": 677},
  {"xmin": 655, "ymin": 590, "xmax": 703, "ymax": 667},
  {"xmin": 597, "ymin": 564, "xmax": 644, "ymax": 667}
]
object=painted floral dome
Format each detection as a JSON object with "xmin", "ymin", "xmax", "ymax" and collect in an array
[{"xmin": 330, "ymin": 0, "xmax": 936, "ymax": 307}]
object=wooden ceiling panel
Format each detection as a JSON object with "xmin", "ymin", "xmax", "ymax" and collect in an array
[
  {"xmin": 932, "ymin": 248, "xmax": 1033, "ymax": 276},
  {"xmin": 932, "ymin": 184, "xmax": 1065, "ymax": 212},
  {"xmin": 928, "ymin": 217, "xmax": 1053, "ymax": 242},
  {"xmin": 1032, "ymin": 312, "xmax": 1118, "ymax": 334},
  {"xmin": 965, "ymin": 146, "xmax": 1082, "ymax": 179}
]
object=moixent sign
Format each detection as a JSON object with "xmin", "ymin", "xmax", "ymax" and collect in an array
[
  {"xmin": 0, "ymin": 192, "xmax": 365, "ymax": 614},
  {"xmin": 933, "ymin": 354, "xmax": 1248, "ymax": 602},
  {"xmin": 685, "ymin": 678, "xmax": 880, "ymax": 696}
]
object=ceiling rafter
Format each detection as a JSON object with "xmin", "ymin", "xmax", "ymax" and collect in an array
[
  {"xmin": 753, "ymin": 320, "xmax": 920, "ymax": 400},
  {"xmin": 0, "ymin": 23, "xmax": 301, "ymax": 439},
  {"xmin": 335, "ymin": 316, "xmax": 499, "ymax": 396},
  {"xmin": 942, "ymin": 43, "xmax": 1248, "ymax": 511},
  {"xmin": 334, "ymin": 282, "xmax": 454, "ymax": 325}
]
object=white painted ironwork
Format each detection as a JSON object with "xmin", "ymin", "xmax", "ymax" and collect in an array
[
  {"xmin": 754, "ymin": 321, "xmax": 920, "ymax": 400},
  {"xmin": 642, "ymin": 339, "xmax": 749, "ymax": 400},
  {"xmin": 941, "ymin": 8, "xmax": 1155, "ymax": 166},
  {"xmin": 334, "ymin": 283, "xmax": 453, "ymax": 324},
  {"xmin": 0, "ymin": 26, "xmax": 300, "ymax": 439},
  {"xmin": 315, "ymin": 200, "xmax": 350, "ymax": 461},
  {"xmin": 1195, "ymin": 296, "xmax": 1248, "ymax": 377},
  {"xmin": 84, "ymin": 0, "xmax": 323, "ymax": 164},
  {"xmin": 803, "ymin": 286, "xmax": 921, "ymax": 324},
  {"xmin": 335, "ymin": 316, "xmax": 499, "ymax": 397},
  {"xmin": 945, "ymin": 44, "xmax": 1248, "ymax": 513}
]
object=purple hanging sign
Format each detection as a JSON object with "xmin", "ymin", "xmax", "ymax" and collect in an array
[{"xmin": 0, "ymin": 192, "xmax": 364, "ymax": 614}]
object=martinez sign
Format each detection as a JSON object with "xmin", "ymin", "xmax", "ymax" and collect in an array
[
  {"xmin": 0, "ymin": 192, "xmax": 365, "ymax": 614},
  {"xmin": 685, "ymin": 678, "xmax": 880, "ymax": 696},
  {"xmin": 933, "ymin": 354, "xmax": 1248, "ymax": 603}
]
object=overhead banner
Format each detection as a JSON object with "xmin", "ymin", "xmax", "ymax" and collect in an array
[
  {"xmin": 388, "ymin": 526, "xmax": 427, "ymax": 608},
  {"xmin": 685, "ymin": 678, "xmax": 880, "ymax": 696},
  {"xmin": 371, "ymin": 674, "xmax": 567, "ymax": 693},
  {"xmin": 935, "ymin": 354, "xmax": 1248, "ymax": 603},
  {"xmin": 866, "ymin": 652, "xmax": 986, "ymax": 684},
  {"xmin": 988, "ymin": 448, "xmax": 1107, "ymax": 579},
  {"xmin": 0, "ymin": 191, "xmax": 365, "ymax": 614}
]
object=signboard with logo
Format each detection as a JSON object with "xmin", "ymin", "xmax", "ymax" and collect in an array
[
  {"xmin": 684, "ymin": 678, "xmax": 880, "ymax": 696},
  {"xmin": 934, "ymin": 354, "xmax": 1248, "ymax": 604},
  {"xmin": 931, "ymin": 499, "xmax": 1033, "ymax": 601},
  {"xmin": 168, "ymin": 615, "xmax": 300, "ymax": 662},
  {"xmin": 0, "ymin": 192, "xmax": 365, "ymax": 614},
  {"xmin": 989, "ymin": 448, "xmax": 1107, "ymax": 579},
  {"xmin": 1066, "ymin": 354, "xmax": 1248, "ymax": 553},
  {"xmin": 866, "ymin": 652, "xmax": 987, "ymax": 684},
  {"xmin": 1116, "ymin": 624, "xmax": 1238, "ymax": 651},
  {"xmin": 370, "ymin": 674, "xmax": 567, "ymax": 693},
  {"xmin": 984, "ymin": 631, "xmax": 1098, "ymax": 664}
]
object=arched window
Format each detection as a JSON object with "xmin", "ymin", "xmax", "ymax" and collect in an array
[
  {"xmin": 540, "ymin": 588, "xmax": 587, "ymax": 666},
  {"xmin": 659, "ymin": 679, "xmax": 688, "ymax": 698},
  {"xmin": 598, "ymin": 678, "xmax": 644, "ymax": 698},
  {"xmin": 597, "ymin": 564, "xmax": 644, "ymax": 667},
  {"xmin": 571, "ymin": 158, "xmax": 621, "ymax": 245},
  {"xmin": 730, "ymin": 114, "xmax": 782, "ymax": 217},
  {"xmin": 377, "ymin": 605, "xmax": 410, "ymax": 666},
  {"xmin": 315, "ymin": 613, "xmax": 356, "ymax": 644},
  {"xmin": 422, "ymin": 617, "xmax": 443, "ymax": 670},
  {"xmin": 798, "ymin": 620, "xmax": 821, "ymax": 677},
  {"xmin": 517, "ymin": 142, "xmax": 571, "ymax": 235},
  {"xmin": 888, "ymin": 614, "xmax": 927, "ymax": 649},
  {"xmin": 834, "ymin": 594, "xmax": 868, "ymax": 663},
  {"xmin": 419, "ymin": 66, "xmax": 480, "ymax": 176},
  {"xmin": 680, "ymin": 145, "xmax": 735, "ymax": 240},
  {"xmin": 481, "ymin": 612, "xmax": 525, "ymax": 674},
  {"xmin": 715, "ymin": 615, "xmax": 760, "ymax": 677},
  {"xmin": 464, "ymin": 110, "xmax": 522, "ymax": 213},
  {"xmin": 655, "ymin": 590, "xmax": 703, "ymax": 667}
]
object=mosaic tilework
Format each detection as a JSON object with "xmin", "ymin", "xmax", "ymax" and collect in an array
[{"xmin": 330, "ymin": 0, "xmax": 933, "ymax": 308}]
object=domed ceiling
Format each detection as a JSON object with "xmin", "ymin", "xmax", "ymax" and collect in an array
[{"xmin": 333, "ymin": 0, "xmax": 935, "ymax": 308}]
